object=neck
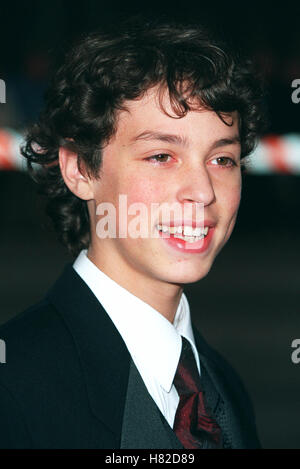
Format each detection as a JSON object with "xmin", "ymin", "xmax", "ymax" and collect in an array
[{"xmin": 87, "ymin": 246, "xmax": 183, "ymax": 323}]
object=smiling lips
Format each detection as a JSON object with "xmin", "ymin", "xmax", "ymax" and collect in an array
[
  {"xmin": 156, "ymin": 224, "xmax": 209, "ymax": 243},
  {"xmin": 156, "ymin": 222, "xmax": 215, "ymax": 253}
]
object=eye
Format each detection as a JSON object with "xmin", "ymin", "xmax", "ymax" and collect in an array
[
  {"xmin": 210, "ymin": 156, "xmax": 237, "ymax": 167},
  {"xmin": 146, "ymin": 154, "xmax": 172, "ymax": 164}
]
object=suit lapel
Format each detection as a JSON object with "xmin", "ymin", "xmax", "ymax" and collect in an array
[
  {"xmin": 198, "ymin": 352, "xmax": 245, "ymax": 448},
  {"xmin": 121, "ymin": 360, "xmax": 183, "ymax": 449},
  {"xmin": 47, "ymin": 264, "xmax": 131, "ymax": 443}
]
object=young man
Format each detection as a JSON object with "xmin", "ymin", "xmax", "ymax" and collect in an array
[{"xmin": 0, "ymin": 19, "xmax": 265, "ymax": 449}]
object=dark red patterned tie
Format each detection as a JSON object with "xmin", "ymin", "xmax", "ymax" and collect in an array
[{"xmin": 173, "ymin": 336, "xmax": 222, "ymax": 449}]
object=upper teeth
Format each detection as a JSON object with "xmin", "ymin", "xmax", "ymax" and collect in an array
[{"xmin": 157, "ymin": 225, "xmax": 209, "ymax": 237}]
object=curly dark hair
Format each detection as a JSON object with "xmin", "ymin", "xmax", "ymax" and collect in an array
[{"xmin": 22, "ymin": 18, "xmax": 266, "ymax": 256}]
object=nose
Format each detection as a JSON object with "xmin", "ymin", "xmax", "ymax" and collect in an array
[{"xmin": 176, "ymin": 163, "xmax": 216, "ymax": 207}]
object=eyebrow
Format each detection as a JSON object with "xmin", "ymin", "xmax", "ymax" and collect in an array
[{"xmin": 131, "ymin": 131, "xmax": 241, "ymax": 150}]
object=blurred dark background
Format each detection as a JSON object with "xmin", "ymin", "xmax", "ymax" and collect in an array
[{"xmin": 0, "ymin": 0, "xmax": 299, "ymax": 449}]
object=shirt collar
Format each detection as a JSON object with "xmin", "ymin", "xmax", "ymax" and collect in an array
[{"xmin": 73, "ymin": 250, "xmax": 200, "ymax": 393}]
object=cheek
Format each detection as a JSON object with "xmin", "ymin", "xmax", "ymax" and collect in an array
[
  {"xmin": 221, "ymin": 183, "xmax": 242, "ymax": 242},
  {"xmin": 125, "ymin": 175, "xmax": 168, "ymax": 207},
  {"xmin": 218, "ymin": 176, "xmax": 242, "ymax": 217},
  {"xmin": 228, "ymin": 188, "xmax": 242, "ymax": 215},
  {"xmin": 117, "ymin": 176, "xmax": 167, "ymax": 235}
]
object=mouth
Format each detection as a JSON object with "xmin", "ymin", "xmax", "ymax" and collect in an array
[
  {"xmin": 156, "ymin": 224, "xmax": 209, "ymax": 243},
  {"xmin": 155, "ymin": 221, "xmax": 215, "ymax": 254}
]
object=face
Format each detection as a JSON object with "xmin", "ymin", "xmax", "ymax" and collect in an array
[{"xmin": 88, "ymin": 87, "xmax": 242, "ymax": 289}]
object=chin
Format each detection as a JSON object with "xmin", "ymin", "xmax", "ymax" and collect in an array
[{"xmin": 162, "ymin": 263, "xmax": 213, "ymax": 286}]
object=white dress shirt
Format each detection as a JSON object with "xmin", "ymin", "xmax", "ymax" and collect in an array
[{"xmin": 73, "ymin": 249, "xmax": 201, "ymax": 428}]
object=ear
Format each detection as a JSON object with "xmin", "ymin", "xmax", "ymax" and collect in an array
[{"xmin": 59, "ymin": 146, "xmax": 94, "ymax": 201}]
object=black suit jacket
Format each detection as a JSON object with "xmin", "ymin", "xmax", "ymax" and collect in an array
[{"xmin": 0, "ymin": 264, "xmax": 261, "ymax": 449}]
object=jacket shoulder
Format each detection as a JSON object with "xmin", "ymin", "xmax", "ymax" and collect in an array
[
  {"xmin": 0, "ymin": 380, "xmax": 33, "ymax": 448},
  {"xmin": 0, "ymin": 298, "xmax": 74, "ymax": 375},
  {"xmin": 0, "ymin": 300, "xmax": 81, "ymax": 448},
  {"xmin": 0, "ymin": 267, "xmax": 129, "ymax": 448}
]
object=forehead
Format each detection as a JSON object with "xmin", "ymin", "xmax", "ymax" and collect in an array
[{"xmin": 113, "ymin": 87, "xmax": 240, "ymax": 146}]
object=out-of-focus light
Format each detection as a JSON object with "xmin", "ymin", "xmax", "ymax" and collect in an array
[
  {"xmin": 246, "ymin": 134, "xmax": 300, "ymax": 174},
  {"xmin": 0, "ymin": 128, "xmax": 26, "ymax": 171},
  {"xmin": 1, "ymin": 129, "xmax": 300, "ymax": 174}
]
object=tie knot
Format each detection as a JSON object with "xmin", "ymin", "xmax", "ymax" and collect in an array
[{"xmin": 174, "ymin": 337, "xmax": 201, "ymax": 395}]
